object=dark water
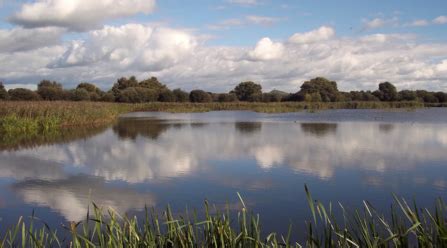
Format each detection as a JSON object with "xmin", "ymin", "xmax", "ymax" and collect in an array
[{"xmin": 1, "ymin": 109, "xmax": 447, "ymax": 237}]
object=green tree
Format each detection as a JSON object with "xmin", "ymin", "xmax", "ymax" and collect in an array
[
  {"xmin": 416, "ymin": 90, "xmax": 439, "ymax": 103},
  {"xmin": 298, "ymin": 77, "xmax": 340, "ymax": 102},
  {"xmin": 232, "ymin": 81, "xmax": 262, "ymax": 101},
  {"xmin": 37, "ymin": 80, "xmax": 64, "ymax": 100},
  {"xmin": 100, "ymin": 92, "xmax": 116, "ymax": 102},
  {"xmin": 435, "ymin": 92, "xmax": 447, "ymax": 103},
  {"xmin": 77, "ymin": 82, "xmax": 103, "ymax": 101},
  {"xmin": 158, "ymin": 90, "xmax": 176, "ymax": 102},
  {"xmin": 8, "ymin": 88, "xmax": 41, "ymax": 101},
  {"xmin": 71, "ymin": 88, "xmax": 90, "ymax": 101},
  {"xmin": 0, "ymin": 82, "xmax": 8, "ymax": 100},
  {"xmin": 111, "ymin": 76, "xmax": 139, "ymax": 96},
  {"xmin": 398, "ymin": 90, "xmax": 417, "ymax": 101},
  {"xmin": 173, "ymin": 88, "xmax": 190, "ymax": 102},
  {"xmin": 217, "ymin": 93, "xmax": 238, "ymax": 102},
  {"xmin": 374, "ymin": 82, "xmax": 398, "ymax": 101},
  {"xmin": 139, "ymin": 77, "xmax": 168, "ymax": 91},
  {"xmin": 190, "ymin": 90, "xmax": 212, "ymax": 103}
]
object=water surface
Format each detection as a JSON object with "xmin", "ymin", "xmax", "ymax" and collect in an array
[{"xmin": 1, "ymin": 109, "xmax": 447, "ymax": 237}]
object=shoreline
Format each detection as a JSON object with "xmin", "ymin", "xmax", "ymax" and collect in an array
[{"xmin": 0, "ymin": 101, "xmax": 437, "ymax": 137}]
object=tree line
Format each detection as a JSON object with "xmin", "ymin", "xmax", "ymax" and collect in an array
[{"xmin": 0, "ymin": 76, "xmax": 446, "ymax": 103}]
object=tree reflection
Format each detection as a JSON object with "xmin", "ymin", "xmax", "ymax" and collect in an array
[
  {"xmin": 113, "ymin": 118, "xmax": 177, "ymax": 140},
  {"xmin": 235, "ymin": 122, "xmax": 262, "ymax": 135},
  {"xmin": 300, "ymin": 123, "xmax": 338, "ymax": 137}
]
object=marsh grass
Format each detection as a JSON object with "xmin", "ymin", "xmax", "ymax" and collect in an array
[{"xmin": 1, "ymin": 188, "xmax": 447, "ymax": 247}]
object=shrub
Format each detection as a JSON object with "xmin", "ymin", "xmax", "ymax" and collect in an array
[
  {"xmin": 190, "ymin": 90, "xmax": 212, "ymax": 103},
  {"xmin": 8, "ymin": 88, "xmax": 41, "ymax": 101}
]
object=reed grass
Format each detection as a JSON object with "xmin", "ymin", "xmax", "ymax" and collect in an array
[
  {"xmin": 1, "ymin": 187, "xmax": 446, "ymax": 247},
  {"xmin": 0, "ymin": 100, "xmax": 428, "ymax": 137}
]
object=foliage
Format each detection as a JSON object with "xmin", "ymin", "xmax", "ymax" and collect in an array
[
  {"xmin": 298, "ymin": 77, "xmax": 340, "ymax": 102},
  {"xmin": 190, "ymin": 90, "xmax": 212, "ymax": 102},
  {"xmin": 232, "ymin": 81, "xmax": 262, "ymax": 101},
  {"xmin": 172, "ymin": 88, "xmax": 190, "ymax": 102},
  {"xmin": 2, "ymin": 189, "xmax": 447, "ymax": 247},
  {"xmin": 398, "ymin": 90, "xmax": 417, "ymax": 101},
  {"xmin": 158, "ymin": 90, "xmax": 176, "ymax": 102},
  {"xmin": 8, "ymin": 88, "xmax": 41, "ymax": 101},
  {"xmin": 0, "ymin": 82, "xmax": 8, "ymax": 100},
  {"xmin": 71, "ymin": 88, "xmax": 91, "ymax": 101},
  {"xmin": 218, "ymin": 93, "xmax": 238, "ymax": 102},
  {"xmin": 37, "ymin": 80, "xmax": 64, "ymax": 101},
  {"xmin": 374, "ymin": 82, "xmax": 398, "ymax": 101}
]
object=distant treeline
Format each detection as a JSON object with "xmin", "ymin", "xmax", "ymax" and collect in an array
[{"xmin": 1, "ymin": 76, "xmax": 446, "ymax": 103}]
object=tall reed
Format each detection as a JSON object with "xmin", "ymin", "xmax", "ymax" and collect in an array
[{"xmin": 1, "ymin": 187, "xmax": 446, "ymax": 247}]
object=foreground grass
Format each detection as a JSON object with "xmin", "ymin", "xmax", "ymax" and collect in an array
[
  {"xmin": 0, "ymin": 101, "xmax": 426, "ymax": 130},
  {"xmin": 1, "ymin": 189, "xmax": 446, "ymax": 247}
]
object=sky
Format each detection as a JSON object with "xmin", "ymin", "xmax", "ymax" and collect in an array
[{"xmin": 0, "ymin": 0, "xmax": 447, "ymax": 92}]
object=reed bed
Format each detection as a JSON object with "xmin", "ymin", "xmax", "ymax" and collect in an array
[
  {"xmin": 1, "ymin": 188, "xmax": 446, "ymax": 247},
  {"xmin": 0, "ymin": 101, "xmax": 426, "ymax": 137}
]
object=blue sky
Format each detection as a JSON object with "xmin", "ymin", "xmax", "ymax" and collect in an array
[{"xmin": 0, "ymin": 0, "xmax": 446, "ymax": 92}]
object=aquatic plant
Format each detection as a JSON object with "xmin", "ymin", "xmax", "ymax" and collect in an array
[{"xmin": 1, "ymin": 187, "xmax": 446, "ymax": 247}]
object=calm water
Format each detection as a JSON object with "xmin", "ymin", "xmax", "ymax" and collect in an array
[{"xmin": 1, "ymin": 109, "xmax": 447, "ymax": 237}]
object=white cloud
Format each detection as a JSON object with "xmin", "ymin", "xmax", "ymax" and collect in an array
[
  {"xmin": 246, "ymin": 15, "xmax": 280, "ymax": 26},
  {"xmin": 433, "ymin": 16, "xmax": 447, "ymax": 24},
  {"xmin": 248, "ymin": 37, "xmax": 284, "ymax": 61},
  {"xmin": 409, "ymin": 19, "xmax": 430, "ymax": 27},
  {"xmin": 50, "ymin": 24, "xmax": 197, "ymax": 72},
  {"xmin": 1, "ymin": 25, "xmax": 447, "ymax": 92},
  {"xmin": 0, "ymin": 27, "xmax": 63, "ymax": 53},
  {"xmin": 288, "ymin": 26, "xmax": 335, "ymax": 44},
  {"xmin": 10, "ymin": 0, "xmax": 156, "ymax": 31},
  {"xmin": 227, "ymin": 0, "xmax": 259, "ymax": 5},
  {"xmin": 208, "ymin": 16, "xmax": 279, "ymax": 30},
  {"xmin": 362, "ymin": 17, "xmax": 399, "ymax": 30}
]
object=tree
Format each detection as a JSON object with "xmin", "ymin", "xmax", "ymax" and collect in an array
[
  {"xmin": 8, "ymin": 88, "xmax": 41, "ymax": 101},
  {"xmin": 158, "ymin": 90, "xmax": 176, "ymax": 102},
  {"xmin": 139, "ymin": 77, "xmax": 167, "ymax": 91},
  {"xmin": 111, "ymin": 76, "xmax": 139, "ymax": 96},
  {"xmin": 71, "ymin": 88, "xmax": 90, "ymax": 101},
  {"xmin": 76, "ymin": 82, "xmax": 103, "ymax": 101},
  {"xmin": 374, "ymin": 82, "xmax": 398, "ymax": 101},
  {"xmin": 398, "ymin": 90, "xmax": 417, "ymax": 101},
  {"xmin": 416, "ymin": 90, "xmax": 438, "ymax": 103},
  {"xmin": 37, "ymin": 80, "xmax": 64, "ymax": 100},
  {"xmin": 173, "ymin": 89, "xmax": 189, "ymax": 102},
  {"xmin": 190, "ymin": 90, "xmax": 212, "ymax": 103},
  {"xmin": 298, "ymin": 77, "xmax": 340, "ymax": 102},
  {"xmin": 0, "ymin": 82, "xmax": 8, "ymax": 100},
  {"xmin": 100, "ymin": 92, "xmax": 116, "ymax": 102},
  {"xmin": 232, "ymin": 81, "xmax": 262, "ymax": 101},
  {"xmin": 217, "ymin": 93, "xmax": 238, "ymax": 102},
  {"xmin": 435, "ymin": 92, "xmax": 447, "ymax": 103}
]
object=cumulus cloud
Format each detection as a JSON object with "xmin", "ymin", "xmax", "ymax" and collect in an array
[
  {"xmin": 10, "ymin": 0, "xmax": 156, "ymax": 31},
  {"xmin": 0, "ymin": 27, "xmax": 63, "ymax": 53},
  {"xmin": 288, "ymin": 26, "xmax": 335, "ymax": 44},
  {"xmin": 433, "ymin": 16, "xmax": 447, "ymax": 24},
  {"xmin": 49, "ymin": 24, "xmax": 197, "ymax": 72},
  {"xmin": 1, "ymin": 25, "xmax": 447, "ymax": 92},
  {"xmin": 248, "ymin": 37, "xmax": 284, "ymax": 61}
]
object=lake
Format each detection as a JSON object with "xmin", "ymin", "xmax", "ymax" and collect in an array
[{"xmin": 1, "ymin": 109, "xmax": 447, "ymax": 238}]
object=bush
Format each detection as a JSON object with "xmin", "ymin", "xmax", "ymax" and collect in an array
[
  {"xmin": 232, "ymin": 81, "xmax": 262, "ymax": 101},
  {"xmin": 158, "ymin": 90, "xmax": 176, "ymax": 102},
  {"xmin": 100, "ymin": 92, "xmax": 116, "ymax": 102},
  {"xmin": 8, "ymin": 88, "xmax": 41, "ymax": 101},
  {"xmin": 298, "ymin": 77, "xmax": 340, "ymax": 102},
  {"xmin": 173, "ymin": 89, "xmax": 190, "ymax": 102},
  {"xmin": 0, "ymin": 82, "xmax": 8, "ymax": 100},
  {"xmin": 71, "ymin": 88, "xmax": 91, "ymax": 101},
  {"xmin": 37, "ymin": 80, "xmax": 64, "ymax": 100},
  {"xmin": 218, "ymin": 93, "xmax": 238, "ymax": 102},
  {"xmin": 190, "ymin": 90, "xmax": 212, "ymax": 103}
]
